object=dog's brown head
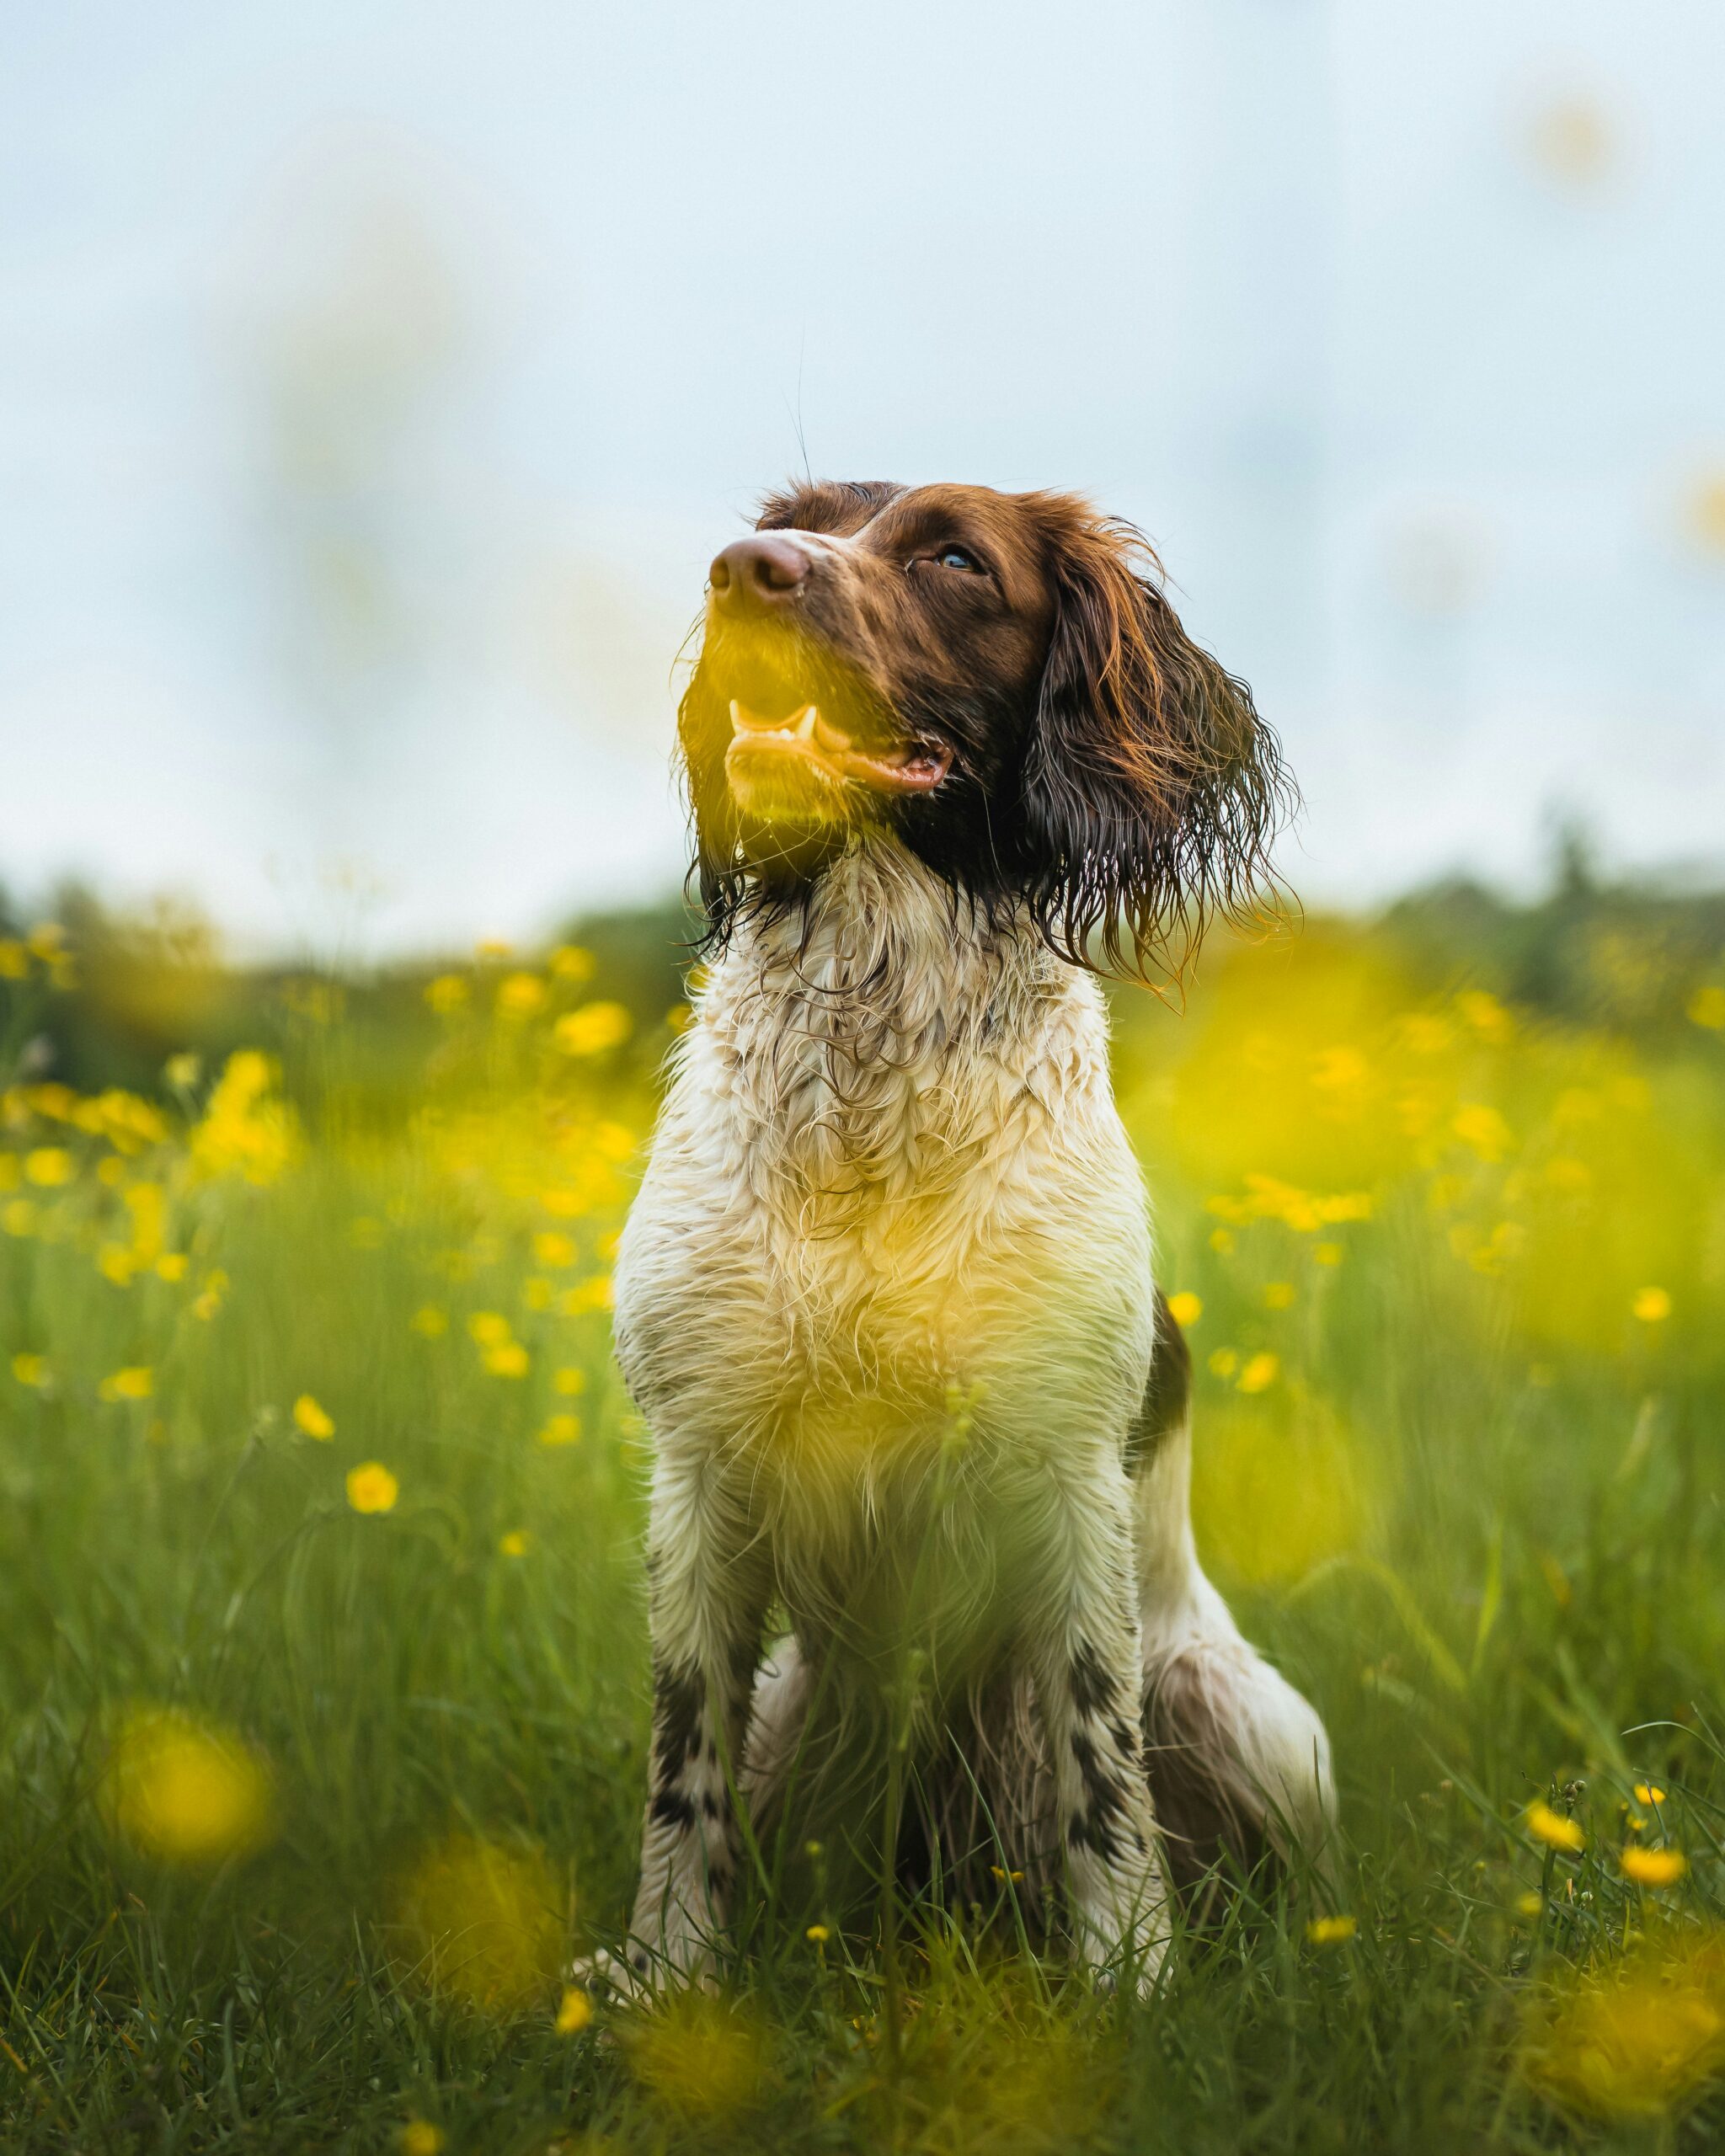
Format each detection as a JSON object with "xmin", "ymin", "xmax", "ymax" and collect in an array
[{"xmin": 679, "ymin": 480, "xmax": 1292, "ymax": 974}]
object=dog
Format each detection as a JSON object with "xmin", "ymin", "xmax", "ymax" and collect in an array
[{"xmin": 601, "ymin": 480, "xmax": 1334, "ymax": 1991}]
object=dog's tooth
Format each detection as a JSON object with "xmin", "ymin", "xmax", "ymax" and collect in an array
[{"xmin": 795, "ymin": 705, "xmax": 818, "ymax": 739}]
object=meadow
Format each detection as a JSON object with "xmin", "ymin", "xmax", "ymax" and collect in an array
[{"xmin": 3, "ymin": 865, "xmax": 1725, "ymax": 2153}]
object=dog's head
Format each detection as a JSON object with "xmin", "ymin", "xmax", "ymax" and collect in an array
[{"xmin": 679, "ymin": 480, "xmax": 1292, "ymax": 973}]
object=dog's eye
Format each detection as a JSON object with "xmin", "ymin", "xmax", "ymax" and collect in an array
[{"xmin": 935, "ymin": 546, "xmax": 980, "ymax": 572}]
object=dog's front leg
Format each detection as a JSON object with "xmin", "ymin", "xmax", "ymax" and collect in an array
[
  {"xmin": 626, "ymin": 1448, "xmax": 766, "ymax": 1988},
  {"xmin": 1026, "ymin": 1465, "xmax": 1169, "ymax": 1986}
]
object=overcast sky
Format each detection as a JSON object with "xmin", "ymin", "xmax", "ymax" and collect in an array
[{"xmin": 3, "ymin": 1, "xmax": 1722, "ymax": 956}]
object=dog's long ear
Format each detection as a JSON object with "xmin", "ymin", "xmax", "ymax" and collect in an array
[{"xmin": 1019, "ymin": 510, "xmax": 1293, "ymax": 976}]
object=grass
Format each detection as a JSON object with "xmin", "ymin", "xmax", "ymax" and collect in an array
[{"xmin": 3, "ymin": 905, "xmax": 1725, "ymax": 2152}]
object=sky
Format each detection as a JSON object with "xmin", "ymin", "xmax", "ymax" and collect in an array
[{"xmin": 2, "ymin": 0, "xmax": 1722, "ymax": 957}]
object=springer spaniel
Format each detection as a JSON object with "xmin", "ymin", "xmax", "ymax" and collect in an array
[{"xmin": 602, "ymin": 481, "xmax": 1334, "ymax": 1991}]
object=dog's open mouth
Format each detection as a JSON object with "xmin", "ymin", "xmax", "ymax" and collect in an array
[{"xmin": 725, "ymin": 700, "xmax": 951, "ymax": 796}]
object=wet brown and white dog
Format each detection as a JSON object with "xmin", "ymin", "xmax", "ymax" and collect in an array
[{"xmin": 603, "ymin": 480, "xmax": 1334, "ymax": 1990}]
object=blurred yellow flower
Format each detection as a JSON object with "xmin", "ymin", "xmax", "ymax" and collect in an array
[
  {"xmin": 425, "ymin": 974, "xmax": 469, "ymax": 1015},
  {"xmin": 163, "ymin": 1051, "xmax": 202, "ymax": 1090},
  {"xmin": 483, "ymin": 1341, "xmax": 530, "ymax": 1379},
  {"xmin": 1314, "ymin": 1241, "xmax": 1343, "ymax": 1266},
  {"xmin": 1237, "ymin": 1352, "xmax": 1279, "ymax": 1395},
  {"xmin": 553, "ymin": 1367, "xmax": 587, "ymax": 1396},
  {"xmin": 1208, "ymin": 1227, "xmax": 1236, "ymax": 1255},
  {"xmin": 11, "ymin": 1353, "xmax": 48, "ymax": 1387},
  {"xmin": 1636, "ymin": 1784, "xmax": 1667, "ymax": 1806},
  {"xmin": 474, "ymin": 938, "xmax": 512, "ymax": 961},
  {"xmin": 806, "ymin": 1924, "xmax": 830, "ymax": 1943},
  {"xmin": 0, "ymin": 938, "xmax": 28, "ymax": 979},
  {"xmin": 1632, "ymin": 1286, "xmax": 1672, "ymax": 1323},
  {"xmin": 155, "ymin": 1252, "xmax": 188, "ymax": 1282},
  {"xmin": 346, "ymin": 1462, "xmax": 399, "ymax": 1514},
  {"xmin": 496, "ymin": 971, "xmax": 547, "ymax": 1018},
  {"xmin": 99, "ymin": 1366, "xmax": 153, "ymax": 1402},
  {"xmin": 1306, "ymin": 1914, "xmax": 1357, "ymax": 1945},
  {"xmin": 2, "ymin": 1199, "xmax": 36, "ymax": 1237},
  {"xmin": 499, "ymin": 1529, "xmax": 529, "ymax": 1557},
  {"xmin": 393, "ymin": 1833, "xmax": 563, "ymax": 2015},
  {"xmin": 627, "ymin": 1993, "xmax": 771, "ymax": 2119},
  {"xmin": 24, "ymin": 1148, "xmax": 73, "ymax": 1187},
  {"xmin": 558, "ymin": 1277, "xmax": 613, "ymax": 1316},
  {"xmin": 548, "ymin": 944, "xmax": 595, "ymax": 982},
  {"xmin": 538, "ymin": 1414, "xmax": 581, "ymax": 1448},
  {"xmin": 98, "ymin": 1245, "xmax": 136, "ymax": 1288},
  {"xmin": 1520, "ymin": 1930, "xmax": 1725, "ymax": 2120},
  {"xmin": 555, "ymin": 1986, "xmax": 593, "ymax": 2034},
  {"xmin": 1516, "ymin": 1892, "xmax": 1545, "ymax": 1918},
  {"xmin": 1165, "ymin": 1291, "xmax": 1202, "ymax": 1327},
  {"xmin": 1688, "ymin": 985, "xmax": 1725, "ymax": 1031},
  {"xmin": 1207, "ymin": 1348, "xmax": 1238, "ymax": 1380},
  {"xmin": 468, "ymin": 1311, "xmax": 512, "ymax": 1348},
  {"xmin": 1526, "ymin": 1801, "xmax": 1584, "ymax": 1852},
  {"xmin": 533, "ymin": 1231, "xmax": 576, "ymax": 1268},
  {"xmin": 410, "ymin": 1305, "xmax": 448, "ymax": 1337},
  {"xmin": 399, "ymin": 2126, "xmax": 445, "ymax": 2156},
  {"xmin": 553, "ymin": 1002, "xmax": 632, "ymax": 1058},
  {"xmin": 190, "ymin": 1051, "xmax": 296, "ymax": 1186},
  {"xmin": 293, "ymin": 1394, "xmax": 335, "ymax": 1440},
  {"xmin": 101, "ymin": 1705, "xmax": 275, "ymax": 1865},
  {"xmin": 1452, "ymin": 1102, "xmax": 1513, "ymax": 1161},
  {"xmin": 1264, "ymin": 1281, "xmax": 1295, "ymax": 1310},
  {"xmin": 1621, "ymin": 1849, "xmax": 1687, "ymax": 1886}
]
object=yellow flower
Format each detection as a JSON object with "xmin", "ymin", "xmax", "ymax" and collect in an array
[
  {"xmin": 163, "ymin": 1051, "xmax": 202, "ymax": 1090},
  {"xmin": 98, "ymin": 1244, "xmax": 136, "ymax": 1288},
  {"xmin": 988, "ymin": 1865, "xmax": 1024, "ymax": 1884},
  {"xmin": 24, "ymin": 1147, "xmax": 74, "ymax": 1187},
  {"xmin": 1237, "ymin": 1352, "xmax": 1279, "ymax": 1395},
  {"xmin": 499, "ymin": 1529, "xmax": 529, "ymax": 1558},
  {"xmin": 11, "ymin": 1353, "xmax": 48, "ymax": 1387},
  {"xmin": 1165, "ymin": 1291, "xmax": 1202, "ymax": 1328},
  {"xmin": 293, "ymin": 1394, "xmax": 335, "ymax": 1440},
  {"xmin": 1526, "ymin": 1800, "xmax": 1585, "ymax": 1852},
  {"xmin": 0, "ymin": 938, "xmax": 28, "ymax": 979},
  {"xmin": 548, "ymin": 944, "xmax": 595, "ymax": 982},
  {"xmin": 26, "ymin": 921, "xmax": 65, "ymax": 960},
  {"xmin": 553, "ymin": 1002, "xmax": 632, "ymax": 1057},
  {"xmin": 1207, "ymin": 1348, "xmax": 1238, "ymax": 1380},
  {"xmin": 522, "ymin": 1276, "xmax": 553, "ymax": 1311},
  {"xmin": 533, "ymin": 1231, "xmax": 576, "ymax": 1269},
  {"xmin": 467, "ymin": 1310, "xmax": 512, "ymax": 1348},
  {"xmin": 553, "ymin": 1367, "xmax": 587, "ymax": 1396},
  {"xmin": 393, "ymin": 1833, "xmax": 562, "ymax": 2015},
  {"xmin": 400, "ymin": 2124, "xmax": 446, "ymax": 2156},
  {"xmin": 496, "ymin": 971, "xmax": 547, "ymax": 1018},
  {"xmin": 1452, "ymin": 1102, "xmax": 1513, "ymax": 1161},
  {"xmin": 1264, "ymin": 1281, "xmax": 1295, "ymax": 1310},
  {"xmin": 2, "ymin": 1198, "xmax": 36, "ymax": 1237},
  {"xmin": 1519, "ymin": 1932, "xmax": 1725, "ymax": 2119},
  {"xmin": 538, "ymin": 1413, "xmax": 582, "ymax": 1448},
  {"xmin": 99, "ymin": 1366, "xmax": 154, "ymax": 1402},
  {"xmin": 558, "ymin": 1277, "xmax": 613, "ymax": 1316},
  {"xmin": 1632, "ymin": 1286, "xmax": 1672, "ymax": 1324},
  {"xmin": 1636, "ymin": 1784, "xmax": 1667, "ymax": 1806},
  {"xmin": 1687, "ymin": 984, "xmax": 1725, "ymax": 1030},
  {"xmin": 1621, "ymin": 1848, "xmax": 1687, "ymax": 1886},
  {"xmin": 155, "ymin": 1253, "xmax": 188, "ymax": 1282},
  {"xmin": 1306, "ymin": 1914, "xmax": 1358, "ymax": 1945},
  {"xmin": 555, "ymin": 1986, "xmax": 593, "ymax": 2034},
  {"xmin": 483, "ymin": 1341, "xmax": 530, "ymax": 1379},
  {"xmin": 410, "ymin": 1305, "xmax": 448, "ymax": 1337},
  {"xmin": 805, "ymin": 1924, "xmax": 830, "ymax": 1943},
  {"xmin": 1209, "ymin": 1227, "xmax": 1236, "ymax": 1255},
  {"xmin": 1515, "ymin": 1891, "xmax": 1545, "ymax": 1918},
  {"xmin": 346, "ymin": 1462, "xmax": 399, "ymax": 1514},
  {"xmin": 425, "ymin": 973, "xmax": 469, "ymax": 1015},
  {"xmin": 101, "ymin": 1705, "xmax": 275, "ymax": 1865}
]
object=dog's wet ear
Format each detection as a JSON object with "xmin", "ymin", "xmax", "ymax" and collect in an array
[{"xmin": 1019, "ymin": 507, "xmax": 1294, "ymax": 977}]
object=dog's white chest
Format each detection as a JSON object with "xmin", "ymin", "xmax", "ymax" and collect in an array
[{"xmin": 613, "ymin": 846, "xmax": 1156, "ymax": 1492}]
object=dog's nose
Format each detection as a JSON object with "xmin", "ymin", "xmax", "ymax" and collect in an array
[{"xmin": 709, "ymin": 535, "xmax": 810, "ymax": 614}]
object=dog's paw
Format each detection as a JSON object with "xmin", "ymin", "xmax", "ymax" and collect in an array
[{"xmin": 569, "ymin": 1940, "xmax": 720, "ymax": 2004}]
